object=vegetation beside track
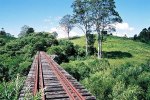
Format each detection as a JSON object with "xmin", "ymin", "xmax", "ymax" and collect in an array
[{"xmin": 0, "ymin": 32, "xmax": 150, "ymax": 99}]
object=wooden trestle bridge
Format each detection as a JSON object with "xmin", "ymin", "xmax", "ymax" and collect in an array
[{"xmin": 19, "ymin": 51, "xmax": 96, "ymax": 100}]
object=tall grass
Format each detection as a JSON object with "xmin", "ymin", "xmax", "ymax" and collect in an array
[
  {"xmin": 0, "ymin": 74, "xmax": 43, "ymax": 100},
  {"xmin": 71, "ymin": 35, "xmax": 150, "ymax": 66},
  {"xmin": 0, "ymin": 74, "xmax": 25, "ymax": 100}
]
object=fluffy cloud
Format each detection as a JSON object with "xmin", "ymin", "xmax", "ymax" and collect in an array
[
  {"xmin": 50, "ymin": 27, "xmax": 57, "ymax": 32},
  {"xmin": 115, "ymin": 23, "xmax": 134, "ymax": 31},
  {"xmin": 50, "ymin": 27, "xmax": 67, "ymax": 38},
  {"xmin": 114, "ymin": 22, "xmax": 135, "ymax": 37}
]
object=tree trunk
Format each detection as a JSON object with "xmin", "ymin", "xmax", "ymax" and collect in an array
[
  {"xmin": 85, "ymin": 24, "xmax": 89, "ymax": 56},
  {"xmin": 100, "ymin": 36, "xmax": 102, "ymax": 58},
  {"xmin": 85, "ymin": 33, "xmax": 88, "ymax": 56},
  {"xmin": 97, "ymin": 32, "xmax": 102, "ymax": 59},
  {"xmin": 68, "ymin": 31, "xmax": 69, "ymax": 40}
]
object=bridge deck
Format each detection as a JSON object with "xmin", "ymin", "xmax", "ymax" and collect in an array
[{"xmin": 19, "ymin": 52, "xmax": 96, "ymax": 100}]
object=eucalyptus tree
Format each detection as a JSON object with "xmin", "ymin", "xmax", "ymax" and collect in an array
[
  {"xmin": 72, "ymin": 0, "xmax": 92, "ymax": 56},
  {"xmin": 89, "ymin": 0, "xmax": 122, "ymax": 58},
  {"xmin": 59, "ymin": 15, "xmax": 74, "ymax": 39},
  {"xmin": 18, "ymin": 25, "xmax": 34, "ymax": 37}
]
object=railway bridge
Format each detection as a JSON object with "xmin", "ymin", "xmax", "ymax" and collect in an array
[{"xmin": 19, "ymin": 51, "xmax": 96, "ymax": 100}]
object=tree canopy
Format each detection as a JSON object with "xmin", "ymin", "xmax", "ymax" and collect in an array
[
  {"xmin": 59, "ymin": 15, "xmax": 74, "ymax": 39},
  {"xmin": 18, "ymin": 25, "xmax": 34, "ymax": 37},
  {"xmin": 138, "ymin": 27, "xmax": 150, "ymax": 43},
  {"xmin": 0, "ymin": 28, "xmax": 6, "ymax": 36}
]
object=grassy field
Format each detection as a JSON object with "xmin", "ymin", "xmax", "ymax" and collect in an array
[{"xmin": 70, "ymin": 35, "xmax": 150, "ymax": 66}]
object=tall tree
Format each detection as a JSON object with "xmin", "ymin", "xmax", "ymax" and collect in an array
[
  {"xmin": 59, "ymin": 15, "xmax": 74, "ymax": 39},
  {"xmin": 0, "ymin": 28, "xmax": 6, "ymax": 35},
  {"xmin": 72, "ymin": 0, "xmax": 92, "ymax": 56},
  {"xmin": 90, "ymin": 0, "xmax": 122, "ymax": 59},
  {"xmin": 138, "ymin": 28, "xmax": 150, "ymax": 43},
  {"xmin": 18, "ymin": 25, "xmax": 34, "ymax": 37}
]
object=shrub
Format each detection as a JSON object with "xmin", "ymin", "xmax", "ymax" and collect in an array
[
  {"xmin": 0, "ymin": 38, "xmax": 6, "ymax": 46},
  {"xmin": 47, "ymin": 46, "xmax": 62, "ymax": 55},
  {"xmin": 0, "ymin": 63, "xmax": 9, "ymax": 82},
  {"xmin": 0, "ymin": 75, "xmax": 25, "ymax": 100},
  {"xmin": 47, "ymin": 46, "xmax": 69, "ymax": 64},
  {"xmin": 19, "ymin": 61, "xmax": 32, "ymax": 75},
  {"xmin": 61, "ymin": 59, "xmax": 110, "ymax": 81},
  {"xmin": 59, "ymin": 40, "xmax": 77, "ymax": 56},
  {"xmin": 82, "ymin": 72, "xmax": 114, "ymax": 100},
  {"xmin": 76, "ymin": 46, "xmax": 86, "ymax": 57}
]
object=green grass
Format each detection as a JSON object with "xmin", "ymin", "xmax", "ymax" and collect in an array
[{"xmin": 71, "ymin": 35, "xmax": 150, "ymax": 66}]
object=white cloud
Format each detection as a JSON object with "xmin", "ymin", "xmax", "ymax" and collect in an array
[
  {"xmin": 50, "ymin": 27, "xmax": 66, "ymax": 38},
  {"xmin": 114, "ymin": 22, "xmax": 135, "ymax": 37},
  {"xmin": 115, "ymin": 22, "xmax": 134, "ymax": 31},
  {"xmin": 129, "ymin": 27, "xmax": 134, "ymax": 31},
  {"xmin": 50, "ymin": 27, "xmax": 57, "ymax": 32}
]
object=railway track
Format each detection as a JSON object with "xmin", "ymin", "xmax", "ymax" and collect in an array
[{"xmin": 19, "ymin": 51, "xmax": 96, "ymax": 100}]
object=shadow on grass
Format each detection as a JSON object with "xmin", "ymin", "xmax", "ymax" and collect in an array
[{"xmin": 103, "ymin": 51, "xmax": 132, "ymax": 59}]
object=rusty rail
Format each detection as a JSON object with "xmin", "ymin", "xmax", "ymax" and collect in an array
[
  {"xmin": 39, "ymin": 52, "xmax": 45, "ymax": 100},
  {"xmin": 33, "ymin": 52, "xmax": 45, "ymax": 100},
  {"xmin": 41, "ymin": 51, "xmax": 85, "ymax": 100},
  {"xmin": 33, "ymin": 54, "xmax": 39, "ymax": 95}
]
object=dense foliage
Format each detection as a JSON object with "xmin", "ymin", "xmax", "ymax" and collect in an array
[
  {"xmin": 62, "ymin": 57, "xmax": 150, "ymax": 100},
  {"xmin": 18, "ymin": 25, "xmax": 35, "ymax": 37},
  {"xmin": 62, "ymin": 35, "xmax": 150, "ymax": 100},
  {"xmin": 134, "ymin": 27, "xmax": 150, "ymax": 44},
  {"xmin": 1, "ymin": 30, "xmax": 150, "ymax": 99},
  {"xmin": 0, "ymin": 32, "xmax": 58, "ymax": 81}
]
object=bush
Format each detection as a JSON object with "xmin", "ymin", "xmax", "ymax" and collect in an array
[
  {"xmin": 82, "ymin": 72, "xmax": 114, "ymax": 100},
  {"xmin": 0, "ymin": 63, "xmax": 9, "ymax": 82},
  {"xmin": 76, "ymin": 46, "xmax": 86, "ymax": 57},
  {"xmin": 47, "ymin": 46, "xmax": 62, "ymax": 55},
  {"xmin": 61, "ymin": 59, "xmax": 110, "ymax": 81},
  {"xmin": 61, "ymin": 63, "xmax": 81, "ymax": 81},
  {"xmin": 0, "ymin": 75, "xmax": 25, "ymax": 100},
  {"xmin": 0, "ymin": 38, "xmax": 6, "ymax": 46},
  {"xmin": 19, "ymin": 61, "xmax": 32, "ymax": 75},
  {"xmin": 59, "ymin": 40, "xmax": 76, "ymax": 57},
  {"xmin": 47, "ymin": 46, "xmax": 69, "ymax": 64}
]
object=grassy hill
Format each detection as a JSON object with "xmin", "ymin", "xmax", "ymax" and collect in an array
[
  {"xmin": 71, "ymin": 35, "xmax": 150, "ymax": 66},
  {"xmin": 60, "ymin": 35, "xmax": 150, "ymax": 99}
]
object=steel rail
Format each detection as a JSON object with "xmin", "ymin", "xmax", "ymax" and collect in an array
[
  {"xmin": 39, "ymin": 52, "xmax": 46, "ymax": 100},
  {"xmin": 41, "ymin": 52, "xmax": 85, "ymax": 100},
  {"xmin": 33, "ymin": 53, "xmax": 39, "ymax": 96},
  {"xmin": 33, "ymin": 52, "xmax": 45, "ymax": 100}
]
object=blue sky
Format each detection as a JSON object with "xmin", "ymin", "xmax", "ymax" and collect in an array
[{"xmin": 0, "ymin": 0, "xmax": 150, "ymax": 37}]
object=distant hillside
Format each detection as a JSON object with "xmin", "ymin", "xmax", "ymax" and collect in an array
[{"xmin": 70, "ymin": 35, "xmax": 150, "ymax": 66}]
